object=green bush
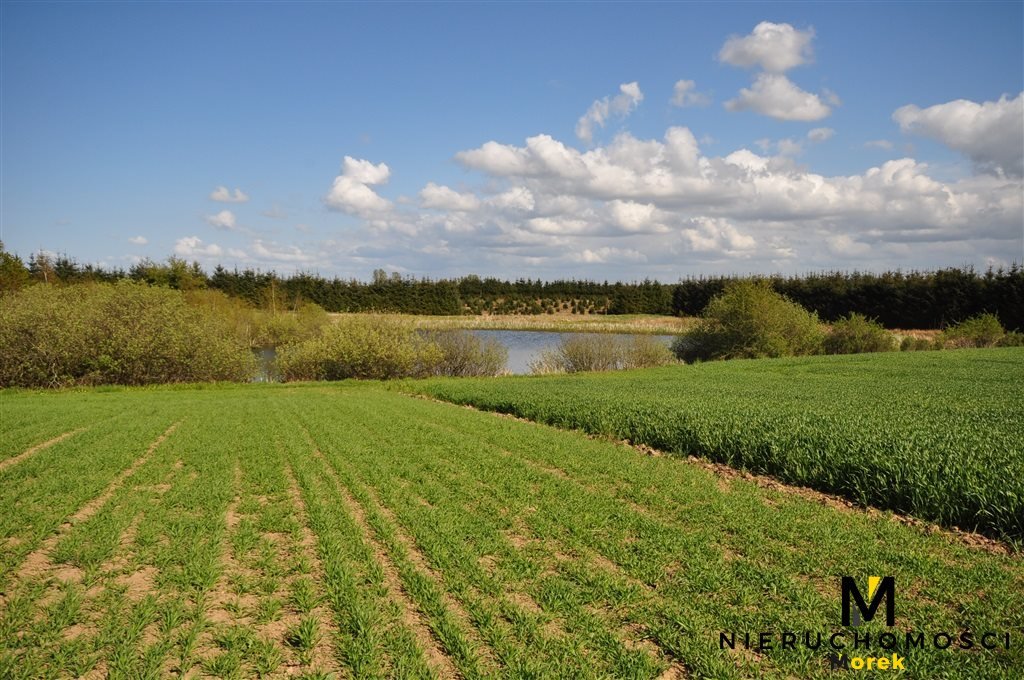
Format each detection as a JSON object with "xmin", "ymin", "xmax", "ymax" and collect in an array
[
  {"xmin": 899, "ymin": 336, "xmax": 934, "ymax": 352},
  {"xmin": 276, "ymin": 315, "xmax": 442, "ymax": 381},
  {"xmin": 938, "ymin": 313, "xmax": 1006, "ymax": 348},
  {"xmin": 184, "ymin": 290, "xmax": 330, "ymax": 348},
  {"xmin": 996, "ymin": 330, "xmax": 1024, "ymax": 347},
  {"xmin": 426, "ymin": 330, "xmax": 508, "ymax": 377},
  {"xmin": 0, "ymin": 282, "xmax": 256, "ymax": 387},
  {"xmin": 530, "ymin": 334, "xmax": 675, "ymax": 374},
  {"xmin": 823, "ymin": 313, "xmax": 896, "ymax": 355},
  {"xmin": 672, "ymin": 280, "xmax": 824, "ymax": 362}
]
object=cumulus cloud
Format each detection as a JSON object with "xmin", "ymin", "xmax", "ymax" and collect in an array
[
  {"xmin": 209, "ymin": 186, "xmax": 249, "ymax": 203},
  {"xmin": 607, "ymin": 200, "xmax": 666, "ymax": 233},
  {"xmin": 317, "ymin": 112, "xmax": 1021, "ymax": 278},
  {"xmin": 893, "ymin": 92, "xmax": 1024, "ymax": 177},
  {"xmin": 725, "ymin": 73, "xmax": 832, "ymax": 121},
  {"xmin": 570, "ymin": 246, "xmax": 646, "ymax": 264},
  {"xmin": 450, "ymin": 128, "xmax": 1020, "ymax": 247},
  {"xmin": 682, "ymin": 217, "xmax": 757, "ymax": 254},
  {"xmin": 420, "ymin": 182, "xmax": 481, "ymax": 211},
  {"xmin": 719, "ymin": 21, "xmax": 815, "ymax": 73},
  {"xmin": 174, "ymin": 236, "xmax": 223, "ymax": 258},
  {"xmin": 251, "ymin": 239, "xmax": 318, "ymax": 264},
  {"xmin": 205, "ymin": 210, "xmax": 237, "ymax": 230},
  {"xmin": 865, "ymin": 139, "xmax": 894, "ymax": 150},
  {"xmin": 128, "ymin": 235, "xmax": 148, "ymax": 245},
  {"xmin": 487, "ymin": 187, "xmax": 535, "ymax": 212},
  {"xmin": 671, "ymin": 80, "xmax": 710, "ymax": 107},
  {"xmin": 325, "ymin": 156, "xmax": 393, "ymax": 215},
  {"xmin": 807, "ymin": 127, "xmax": 835, "ymax": 143},
  {"xmin": 575, "ymin": 82, "xmax": 644, "ymax": 145}
]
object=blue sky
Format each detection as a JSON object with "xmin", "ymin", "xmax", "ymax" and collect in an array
[{"xmin": 2, "ymin": 2, "xmax": 1022, "ymax": 280}]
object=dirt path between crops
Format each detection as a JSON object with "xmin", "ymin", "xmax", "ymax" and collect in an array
[
  {"xmin": 12, "ymin": 420, "xmax": 182, "ymax": 585},
  {"xmin": 0, "ymin": 428, "xmax": 88, "ymax": 472}
]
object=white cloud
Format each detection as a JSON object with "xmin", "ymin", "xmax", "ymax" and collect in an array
[
  {"xmin": 575, "ymin": 82, "xmax": 644, "ymax": 145},
  {"xmin": 719, "ymin": 22, "xmax": 815, "ymax": 73},
  {"xmin": 807, "ymin": 127, "xmax": 835, "ymax": 143},
  {"xmin": 128, "ymin": 235, "xmax": 148, "ymax": 245},
  {"xmin": 450, "ymin": 128, "xmax": 1021, "ymax": 245},
  {"xmin": 325, "ymin": 156, "xmax": 393, "ymax": 216},
  {"xmin": 725, "ymin": 73, "xmax": 832, "ymax": 121},
  {"xmin": 209, "ymin": 186, "xmax": 249, "ymax": 203},
  {"xmin": 174, "ymin": 236, "xmax": 223, "ymax": 258},
  {"xmin": 487, "ymin": 187, "xmax": 535, "ymax": 212},
  {"xmin": 682, "ymin": 217, "xmax": 757, "ymax": 255},
  {"xmin": 671, "ymin": 80, "xmax": 710, "ymax": 107},
  {"xmin": 205, "ymin": 210, "xmax": 237, "ymax": 230},
  {"xmin": 315, "ymin": 113, "xmax": 1020, "ymax": 278},
  {"xmin": 865, "ymin": 139, "xmax": 894, "ymax": 150},
  {"xmin": 340, "ymin": 156, "xmax": 391, "ymax": 184},
  {"xmin": 570, "ymin": 247, "xmax": 646, "ymax": 264},
  {"xmin": 893, "ymin": 92, "xmax": 1023, "ymax": 177},
  {"xmin": 608, "ymin": 200, "xmax": 662, "ymax": 233},
  {"xmin": 251, "ymin": 239, "xmax": 318, "ymax": 264},
  {"xmin": 420, "ymin": 182, "xmax": 481, "ymax": 211}
]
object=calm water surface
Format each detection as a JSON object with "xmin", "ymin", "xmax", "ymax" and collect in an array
[{"xmin": 472, "ymin": 330, "xmax": 675, "ymax": 374}]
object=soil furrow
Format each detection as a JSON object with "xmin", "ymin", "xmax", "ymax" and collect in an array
[{"xmin": 0, "ymin": 428, "xmax": 88, "ymax": 472}]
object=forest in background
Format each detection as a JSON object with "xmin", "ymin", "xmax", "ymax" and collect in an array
[{"xmin": 2, "ymin": 244, "xmax": 1021, "ymax": 330}]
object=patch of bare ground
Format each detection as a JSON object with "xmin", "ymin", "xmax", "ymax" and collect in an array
[
  {"xmin": 0, "ymin": 427, "xmax": 88, "ymax": 472},
  {"xmin": 115, "ymin": 565, "xmax": 158, "ymax": 601},
  {"xmin": 281, "ymin": 463, "xmax": 342, "ymax": 676},
  {"xmin": 305, "ymin": 444, "xmax": 464, "ymax": 679},
  {"xmin": 425, "ymin": 397, "xmax": 1016, "ymax": 556},
  {"xmin": 8, "ymin": 421, "xmax": 181, "ymax": 594}
]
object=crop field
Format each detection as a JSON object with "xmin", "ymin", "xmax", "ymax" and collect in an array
[
  {"xmin": 416, "ymin": 348, "xmax": 1024, "ymax": 544},
  {"xmin": 1, "ymin": 378, "xmax": 1022, "ymax": 679}
]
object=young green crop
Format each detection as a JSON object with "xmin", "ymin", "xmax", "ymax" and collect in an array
[
  {"xmin": 1, "ymin": 380, "xmax": 1021, "ymax": 678},
  {"xmin": 415, "ymin": 348, "xmax": 1024, "ymax": 543}
]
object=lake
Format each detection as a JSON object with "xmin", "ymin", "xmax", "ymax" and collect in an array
[{"xmin": 254, "ymin": 330, "xmax": 677, "ymax": 380}]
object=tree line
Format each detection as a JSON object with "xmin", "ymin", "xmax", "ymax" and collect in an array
[{"xmin": 2, "ymin": 245, "xmax": 1021, "ymax": 330}]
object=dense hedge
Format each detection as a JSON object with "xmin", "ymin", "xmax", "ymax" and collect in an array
[{"xmin": 0, "ymin": 282, "xmax": 256, "ymax": 387}]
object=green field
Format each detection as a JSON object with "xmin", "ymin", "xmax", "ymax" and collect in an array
[
  {"xmin": 1, "ymin": 370, "xmax": 1022, "ymax": 678},
  {"xmin": 416, "ymin": 348, "xmax": 1024, "ymax": 544}
]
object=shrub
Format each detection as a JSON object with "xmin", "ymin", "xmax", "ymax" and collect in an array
[
  {"xmin": 823, "ymin": 313, "xmax": 896, "ymax": 355},
  {"xmin": 184, "ymin": 290, "xmax": 330, "ymax": 348},
  {"xmin": 996, "ymin": 330, "xmax": 1024, "ymax": 347},
  {"xmin": 938, "ymin": 313, "xmax": 1006, "ymax": 348},
  {"xmin": 900, "ymin": 336, "xmax": 934, "ymax": 352},
  {"xmin": 530, "ymin": 334, "xmax": 675, "ymax": 374},
  {"xmin": 0, "ymin": 282, "xmax": 256, "ymax": 387},
  {"xmin": 276, "ymin": 315, "xmax": 442, "ymax": 381},
  {"xmin": 426, "ymin": 330, "xmax": 508, "ymax": 377},
  {"xmin": 672, "ymin": 280, "xmax": 824, "ymax": 362}
]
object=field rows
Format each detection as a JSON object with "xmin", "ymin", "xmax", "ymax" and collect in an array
[
  {"xmin": 0, "ymin": 384, "xmax": 1021, "ymax": 678},
  {"xmin": 416, "ymin": 349, "xmax": 1024, "ymax": 542}
]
